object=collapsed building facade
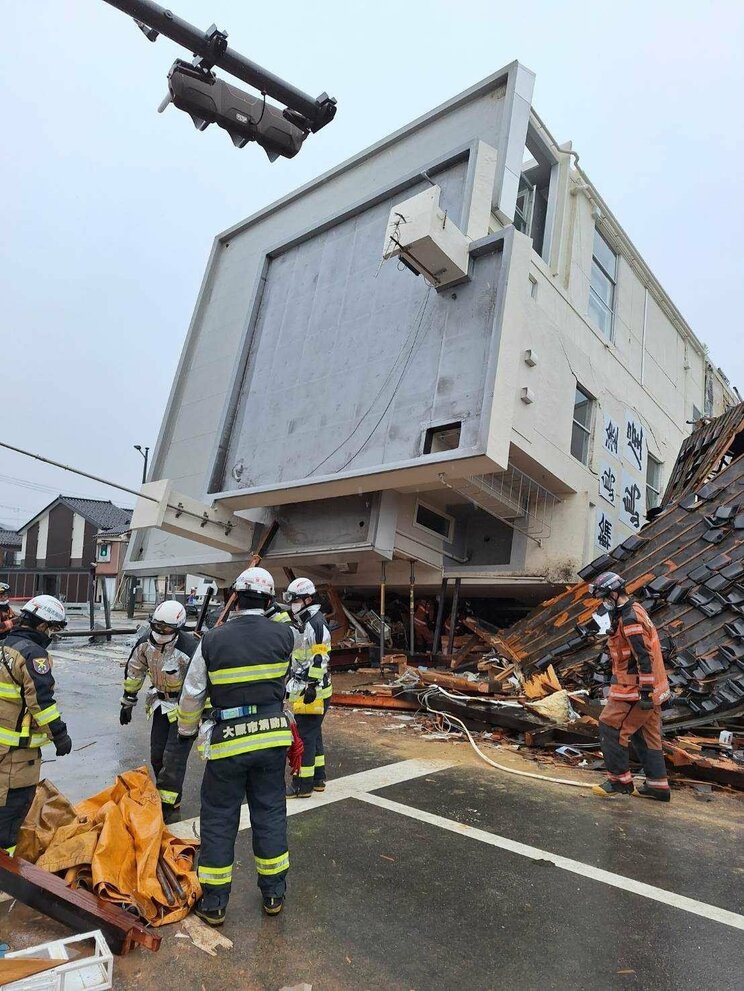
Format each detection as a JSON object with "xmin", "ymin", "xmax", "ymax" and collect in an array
[{"xmin": 125, "ymin": 61, "xmax": 736, "ymax": 604}]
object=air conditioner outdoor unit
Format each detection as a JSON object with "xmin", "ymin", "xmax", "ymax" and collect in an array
[{"xmin": 383, "ymin": 185, "xmax": 470, "ymax": 289}]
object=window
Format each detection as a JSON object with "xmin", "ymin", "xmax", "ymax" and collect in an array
[
  {"xmin": 588, "ymin": 228, "xmax": 617, "ymax": 339},
  {"xmin": 423, "ymin": 422, "xmax": 461, "ymax": 455},
  {"xmin": 571, "ymin": 386, "xmax": 594, "ymax": 464},
  {"xmin": 514, "ymin": 176, "xmax": 535, "ymax": 237},
  {"xmin": 414, "ymin": 501, "xmax": 455, "ymax": 541},
  {"xmin": 691, "ymin": 405, "xmax": 703, "ymax": 423},
  {"xmin": 646, "ymin": 455, "xmax": 663, "ymax": 510},
  {"xmin": 97, "ymin": 543, "xmax": 111, "ymax": 562},
  {"xmin": 704, "ymin": 365, "xmax": 714, "ymax": 417}
]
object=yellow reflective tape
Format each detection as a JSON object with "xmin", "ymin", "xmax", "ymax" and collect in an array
[
  {"xmin": 310, "ymin": 644, "xmax": 330, "ymax": 656},
  {"xmin": 318, "ymin": 684, "xmax": 332, "ymax": 700},
  {"xmin": 298, "ymin": 765, "xmax": 314, "ymax": 778},
  {"xmin": 255, "ymin": 852, "xmax": 289, "ymax": 875},
  {"xmin": 0, "ymin": 727, "xmax": 21, "ymax": 746},
  {"xmin": 210, "ymin": 662, "xmax": 288, "ymax": 685},
  {"xmin": 0, "ymin": 684, "xmax": 21, "ymax": 700},
  {"xmin": 177, "ymin": 708, "xmax": 200, "ymax": 724},
  {"xmin": 158, "ymin": 789, "xmax": 179, "ymax": 805},
  {"xmin": 207, "ymin": 730, "xmax": 292, "ymax": 760},
  {"xmin": 35, "ymin": 704, "xmax": 60, "ymax": 726},
  {"xmin": 314, "ymin": 755, "xmax": 325, "ymax": 768},
  {"xmin": 123, "ymin": 679, "xmax": 144, "ymax": 692},
  {"xmin": 198, "ymin": 864, "xmax": 233, "ymax": 885},
  {"xmin": 2, "ymin": 846, "xmax": 16, "ymax": 856},
  {"xmin": 308, "ymin": 665, "xmax": 324, "ymax": 678}
]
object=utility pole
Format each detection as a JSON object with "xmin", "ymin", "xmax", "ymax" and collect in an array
[{"xmin": 133, "ymin": 444, "xmax": 149, "ymax": 484}]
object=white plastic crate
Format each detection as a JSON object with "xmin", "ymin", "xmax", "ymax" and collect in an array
[{"xmin": 4, "ymin": 931, "xmax": 112, "ymax": 991}]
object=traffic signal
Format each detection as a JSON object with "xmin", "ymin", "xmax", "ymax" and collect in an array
[{"xmin": 163, "ymin": 60, "xmax": 307, "ymax": 161}]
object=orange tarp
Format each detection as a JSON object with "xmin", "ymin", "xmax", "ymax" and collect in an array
[{"xmin": 16, "ymin": 767, "xmax": 200, "ymax": 926}]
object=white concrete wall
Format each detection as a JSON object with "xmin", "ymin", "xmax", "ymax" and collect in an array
[
  {"xmin": 71, "ymin": 513, "xmax": 85, "ymax": 561},
  {"xmin": 36, "ymin": 514, "xmax": 48, "ymax": 564}
]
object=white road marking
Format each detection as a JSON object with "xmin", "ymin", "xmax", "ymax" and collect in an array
[
  {"xmin": 356, "ymin": 792, "xmax": 744, "ymax": 933},
  {"xmin": 168, "ymin": 757, "xmax": 457, "ymax": 840}
]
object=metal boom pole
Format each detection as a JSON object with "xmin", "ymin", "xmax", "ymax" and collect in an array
[{"xmin": 100, "ymin": 0, "xmax": 336, "ymax": 131}]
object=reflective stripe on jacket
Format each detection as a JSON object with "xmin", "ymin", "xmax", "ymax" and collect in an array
[
  {"xmin": 607, "ymin": 601, "xmax": 670, "ymax": 705},
  {"xmin": 123, "ymin": 629, "xmax": 197, "ymax": 696},
  {"xmin": 0, "ymin": 629, "xmax": 66, "ymax": 753},
  {"xmin": 177, "ymin": 610, "xmax": 294, "ymax": 758},
  {"xmin": 291, "ymin": 607, "xmax": 332, "ymax": 700}
]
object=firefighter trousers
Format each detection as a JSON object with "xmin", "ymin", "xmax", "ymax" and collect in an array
[
  {"xmin": 599, "ymin": 698, "xmax": 669, "ymax": 792},
  {"xmin": 150, "ymin": 708, "xmax": 194, "ymax": 807},
  {"xmin": 197, "ymin": 745, "xmax": 289, "ymax": 911},
  {"xmin": 294, "ymin": 698, "xmax": 330, "ymax": 795},
  {"xmin": 0, "ymin": 748, "xmax": 41, "ymax": 853}
]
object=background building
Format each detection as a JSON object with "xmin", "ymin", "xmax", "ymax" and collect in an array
[
  {"xmin": 2, "ymin": 496, "xmax": 132, "ymax": 604},
  {"xmin": 0, "ymin": 528, "xmax": 21, "ymax": 570},
  {"xmin": 125, "ymin": 62, "xmax": 737, "ymax": 609}
]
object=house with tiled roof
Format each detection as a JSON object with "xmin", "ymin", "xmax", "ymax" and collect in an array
[{"xmin": 0, "ymin": 496, "xmax": 132, "ymax": 604}]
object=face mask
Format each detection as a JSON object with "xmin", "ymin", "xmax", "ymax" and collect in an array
[
  {"xmin": 290, "ymin": 602, "xmax": 303, "ymax": 615},
  {"xmin": 0, "ymin": 600, "xmax": 9, "ymax": 609},
  {"xmin": 151, "ymin": 630, "xmax": 176, "ymax": 645}
]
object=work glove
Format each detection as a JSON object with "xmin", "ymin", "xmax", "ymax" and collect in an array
[
  {"xmin": 638, "ymin": 693, "xmax": 654, "ymax": 711},
  {"xmin": 53, "ymin": 732, "xmax": 73, "ymax": 757},
  {"xmin": 303, "ymin": 683, "xmax": 317, "ymax": 705},
  {"xmin": 119, "ymin": 705, "xmax": 133, "ymax": 726}
]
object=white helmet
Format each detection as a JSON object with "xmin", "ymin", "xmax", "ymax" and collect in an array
[
  {"xmin": 21, "ymin": 595, "xmax": 67, "ymax": 628},
  {"xmin": 284, "ymin": 577, "xmax": 316, "ymax": 603},
  {"xmin": 151, "ymin": 601, "xmax": 186, "ymax": 630},
  {"xmin": 234, "ymin": 567, "xmax": 275, "ymax": 597},
  {"xmin": 0, "ymin": 582, "xmax": 10, "ymax": 603}
]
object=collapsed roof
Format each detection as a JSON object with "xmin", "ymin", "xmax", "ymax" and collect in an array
[{"xmin": 502, "ymin": 403, "xmax": 744, "ymax": 730}]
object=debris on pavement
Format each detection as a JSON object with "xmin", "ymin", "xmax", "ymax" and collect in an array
[{"xmin": 178, "ymin": 915, "xmax": 233, "ymax": 957}]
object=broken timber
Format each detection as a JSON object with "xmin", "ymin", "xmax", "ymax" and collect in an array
[{"xmin": 0, "ymin": 850, "xmax": 161, "ymax": 955}]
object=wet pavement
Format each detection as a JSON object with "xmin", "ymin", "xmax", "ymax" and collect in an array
[{"xmin": 2, "ymin": 643, "xmax": 744, "ymax": 991}]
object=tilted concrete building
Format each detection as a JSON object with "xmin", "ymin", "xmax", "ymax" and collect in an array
[{"xmin": 126, "ymin": 62, "xmax": 737, "ymax": 605}]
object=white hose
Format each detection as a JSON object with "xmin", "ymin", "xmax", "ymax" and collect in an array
[{"xmin": 417, "ymin": 685, "xmax": 595, "ymax": 790}]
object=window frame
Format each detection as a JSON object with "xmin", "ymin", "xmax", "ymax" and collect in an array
[
  {"xmin": 646, "ymin": 454, "xmax": 663, "ymax": 511},
  {"xmin": 588, "ymin": 227, "xmax": 617, "ymax": 341},
  {"xmin": 97, "ymin": 542, "xmax": 111, "ymax": 563},
  {"xmin": 571, "ymin": 385, "xmax": 594, "ymax": 465},
  {"xmin": 413, "ymin": 500, "xmax": 455, "ymax": 543}
]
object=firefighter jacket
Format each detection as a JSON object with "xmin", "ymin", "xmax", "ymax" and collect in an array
[
  {"xmin": 607, "ymin": 601, "xmax": 670, "ymax": 706},
  {"xmin": 0, "ymin": 628, "xmax": 67, "ymax": 754},
  {"xmin": 291, "ymin": 605, "xmax": 332, "ymax": 701},
  {"xmin": 177, "ymin": 609, "xmax": 294, "ymax": 760},
  {"xmin": 0, "ymin": 605, "xmax": 17, "ymax": 637},
  {"xmin": 123, "ymin": 630, "xmax": 197, "ymax": 722}
]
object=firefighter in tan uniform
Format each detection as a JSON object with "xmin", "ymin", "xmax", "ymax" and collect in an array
[
  {"xmin": 0, "ymin": 583, "xmax": 17, "ymax": 637},
  {"xmin": 0, "ymin": 595, "xmax": 72, "ymax": 855},
  {"xmin": 588, "ymin": 572, "xmax": 671, "ymax": 802}
]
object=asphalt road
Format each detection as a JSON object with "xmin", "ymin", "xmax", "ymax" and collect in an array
[{"xmin": 2, "ymin": 642, "xmax": 743, "ymax": 991}]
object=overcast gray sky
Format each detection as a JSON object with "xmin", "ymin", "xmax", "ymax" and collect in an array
[{"xmin": 2, "ymin": 0, "xmax": 742, "ymax": 528}]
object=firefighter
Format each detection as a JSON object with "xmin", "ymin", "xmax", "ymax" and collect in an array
[
  {"xmin": 120, "ymin": 600, "xmax": 197, "ymax": 823},
  {"xmin": 177, "ymin": 567, "xmax": 294, "ymax": 925},
  {"xmin": 588, "ymin": 572, "xmax": 672, "ymax": 802},
  {"xmin": 0, "ymin": 595, "xmax": 72, "ymax": 855},
  {"xmin": 284, "ymin": 577, "xmax": 332, "ymax": 798},
  {"xmin": 0, "ymin": 584, "xmax": 17, "ymax": 637}
]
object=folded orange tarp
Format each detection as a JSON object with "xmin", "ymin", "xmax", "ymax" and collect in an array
[{"xmin": 16, "ymin": 767, "xmax": 200, "ymax": 926}]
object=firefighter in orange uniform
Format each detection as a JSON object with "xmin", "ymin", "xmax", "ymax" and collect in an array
[{"xmin": 588, "ymin": 572, "xmax": 672, "ymax": 802}]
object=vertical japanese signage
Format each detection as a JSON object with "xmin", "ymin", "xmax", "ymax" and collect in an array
[
  {"xmin": 624, "ymin": 410, "xmax": 646, "ymax": 474},
  {"xmin": 595, "ymin": 407, "xmax": 646, "ymax": 550}
]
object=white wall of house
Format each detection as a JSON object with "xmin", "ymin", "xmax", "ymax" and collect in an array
[
  {"xmin": 71, "ymin": 513, "xmax": 85, "ymax": 561},
  {"xmin": 36, "ymin": 514, "xmax": 49, "ymax": 564}
]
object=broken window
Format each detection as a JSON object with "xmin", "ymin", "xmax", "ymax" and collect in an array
[
  {"xmin": 514, "ymin": 176, "xmax": 535, "ymax": 237},
  {"xmin": 516, "ymin": 123, "xmax": 557, "ymax": 260},
  {"xmin": 423, "ymin": 422, "xmax": 461, "ymax": 455},
  {"xmin": 414, "ymin": 501, "xmax": 455, "ymax": 541},
  {"xmin": 646, "ymin": 454, "xmax": 663, "ymax": 510},
  {"xmin": 571, "ymin": 385, "xmax": 594, "ymax": 465},
  {"xmin": 588, "ymin": 228, "xmax": 617, "ymax": 340}
]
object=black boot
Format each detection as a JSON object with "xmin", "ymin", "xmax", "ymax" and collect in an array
[
  {"xmin": 592, "ymin": 779, "xmax": 634, "ymax": 798},
  {"xmin": 194, "ymin": 900, "xmax": 227, "ymax": 926},
  {"xmin": 262, "ymin": 895, "xmax": 284, "ymax": 916},
  {"xmin": 633, "ymin": 783, "xmax": 671, "ymax": 803}
]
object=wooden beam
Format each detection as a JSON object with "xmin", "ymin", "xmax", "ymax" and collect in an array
[
  {"xmin": 331, "ymin": 692, "xmax": 419, "ymax": 711},
  {"xmin": 0, "ymin": 851, "xmax": 161, "ymax": 955}
]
